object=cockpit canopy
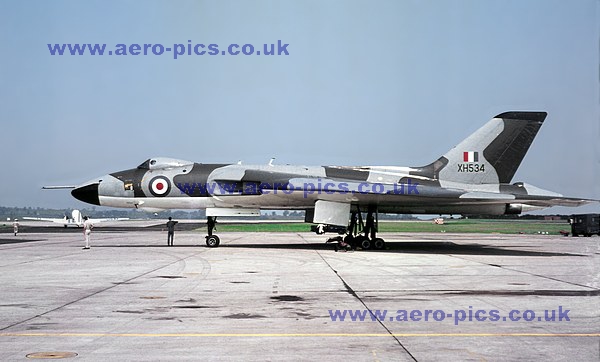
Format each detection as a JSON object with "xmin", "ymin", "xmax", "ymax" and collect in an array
[{"xmin": 137, "ymin": 157, "xmax": 194, "ymax": 170}]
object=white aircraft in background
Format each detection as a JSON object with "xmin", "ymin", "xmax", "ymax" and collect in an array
[{"xmin": 23, "ymin": 210, "xmax": 128, "ymax": 228}]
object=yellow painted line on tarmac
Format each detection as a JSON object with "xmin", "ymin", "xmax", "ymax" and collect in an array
[{"xmin": 0, "ymin": 332, "xmax": 598, "ymax": 338}]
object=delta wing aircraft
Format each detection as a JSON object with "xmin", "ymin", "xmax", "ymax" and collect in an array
[{"xmin": 55, "ymin": 112, "xmax": 593, "ymax": 249}]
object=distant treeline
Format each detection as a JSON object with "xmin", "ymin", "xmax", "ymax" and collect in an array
[
  {"xmin": 0, "ymin": 206, "xmax": 574, "ymax": 222},
  {"xmin": 0, "ymin": 207, "xmax": 304, "ymax": 220},
  {"xmin": 0, "ymin": 206, "xmax": 203, "ymax": 220},
  {"xmin": 0, "ymin": 206, "xmax": 419, "ymax": 221}
]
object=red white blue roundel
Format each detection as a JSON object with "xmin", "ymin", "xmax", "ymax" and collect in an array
[{"xmin": 149, "ymin": 176, "xmax": 171, "ymax": 197}]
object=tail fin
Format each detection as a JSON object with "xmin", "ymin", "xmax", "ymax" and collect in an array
[
  {"xmin": 413, "ymin": 112, "xmax": 547, "ymax": 184},
  {"xmin": 72, "ymin": 210, "xmax": 82, "ymax": 224}
]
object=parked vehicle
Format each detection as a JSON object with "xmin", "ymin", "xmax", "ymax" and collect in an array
[{"xmin": 570, "ymin": 214, "xmax": 600, "ymax": 237}]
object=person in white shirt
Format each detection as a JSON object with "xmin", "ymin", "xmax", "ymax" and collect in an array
[
  {"xmin": 82, "ymin": 216, "xmax": 93, "ymax": 250},
  {"xmin": 13, "ymin": 219, "xmax": 19, "ymax": 236}
]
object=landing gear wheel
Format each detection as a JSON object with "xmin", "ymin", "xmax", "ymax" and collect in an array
[
  {"xmin": 356, "ymin": 235, "xmax": 371, "ymax": 250},
  {"xmin": 360, "ymin": 238, "xmax": 372, "ymax": 250},
  {"xmin": 373, "ymin": 238, "xmax": 385, "ymax": 250},
  {"xmin": 206, "ymin": 235, "xmax": 220, "ymax": 247},
  {"xmin": 344, "ymin": 235, "xmax": 355, "ymax": 249}
]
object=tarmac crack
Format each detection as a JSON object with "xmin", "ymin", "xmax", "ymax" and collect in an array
[
  {"xmin": 0, "ymin": 248, "xmax": 211, "ymax": 332},
  {"xmin": 449, "ymin": 255, "xmax": 599, "ymax": 292},
  {"xmin": 0, "ymin": 251, "xmax": 84, "ymax": 269},
  {"xmin": 299, "ymin": 234, "xmax": 418, "ymax": 362}
]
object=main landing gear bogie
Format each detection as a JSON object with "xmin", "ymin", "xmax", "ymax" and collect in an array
[
  {"xmin": 344, "ymin": 206, "xmax": 386, "ymax": 251},
  {"xmin": 343, "ymin": 235, "xmax": 386, "ymax": 251}
]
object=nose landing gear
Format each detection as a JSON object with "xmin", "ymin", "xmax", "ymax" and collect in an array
[{"xmin": 205, "ymin": 216, "xmax": 220, "ymax": 247}]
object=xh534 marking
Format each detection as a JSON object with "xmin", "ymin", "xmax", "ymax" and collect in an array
[{"xmin": 54, "ymin": 112, "xmax": 595, "ymax": 249}]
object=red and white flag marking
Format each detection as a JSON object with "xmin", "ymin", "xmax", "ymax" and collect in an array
[{"xmin": 463, "ymin": 151, "xmax": 479, "ymax": 162}]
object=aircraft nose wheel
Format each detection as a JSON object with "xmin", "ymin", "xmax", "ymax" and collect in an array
[{"xmin": 206, "ymin": 235, "xmax": 220, "ymax": 247}]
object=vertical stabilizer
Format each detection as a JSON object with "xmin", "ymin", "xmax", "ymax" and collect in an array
[
  {"xmin": 72, "ymin": 209, "xmax": 82, "ymax": 225},
  {"xmin": 412, "ymin": 112, "xmax": 546, "ymax": 184}
]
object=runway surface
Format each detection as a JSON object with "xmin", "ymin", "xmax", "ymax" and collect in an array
[{"xmin": 0, "ymin": 230, "xmax": 598, "ymax": 361}]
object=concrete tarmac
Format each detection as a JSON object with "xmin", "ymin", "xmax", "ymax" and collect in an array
[{"xmin": 0, "ymin": 231, "xmax": 598, "ymax": 361}]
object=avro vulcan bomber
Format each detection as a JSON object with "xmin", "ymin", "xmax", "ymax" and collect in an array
[{"xmin": 54, "ymin": 112, "xmax": 594, "ymax": 249}]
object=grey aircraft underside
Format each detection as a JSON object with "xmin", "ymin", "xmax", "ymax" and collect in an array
[{"xmin": 60, "ymin": 111, "xmax": 594, "ymax": 249}]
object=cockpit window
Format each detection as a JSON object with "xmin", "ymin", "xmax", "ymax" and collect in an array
[
  {"xmin": 137, "ymin": 157, "xmax": 193, "ymax": 170},
  {"xmin": 124, "ymin": 181, "xmax": 133, "ymax": 191},
  {"xmin": 137, "ymin": 159, "xmax": 151, "ymax": 169}
]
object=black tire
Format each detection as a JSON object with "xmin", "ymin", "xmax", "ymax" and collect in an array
[
  {"xmin": 351, "ymin": 235, "xmax": 366, "ymax": 249},
  {"xmin": 572, "ymin": 233, "xmax": 579, "ymax": 237},
  {"xmin": 344, "ymin": 235, "xmax": 355, "ymax": 249},
  {"xmin": 359, "ymin": 237, "xmax": 372, "ymax": 250},
  {"xmin": 373, "ymin": 238, "xmax": 385, "ymax": 250},
  {"xmin": 206, "ymin": 235, "xmax": 220, "ymax": 247}
]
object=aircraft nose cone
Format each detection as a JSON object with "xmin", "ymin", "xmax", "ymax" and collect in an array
[{"xmin": 71, "ymin": 183, "xmax": 100, "ymax": 205}]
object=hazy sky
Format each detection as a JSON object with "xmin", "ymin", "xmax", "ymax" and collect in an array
[{"xmin": 0, "ymin": 0, "xmax": 598, "ymax": 214}]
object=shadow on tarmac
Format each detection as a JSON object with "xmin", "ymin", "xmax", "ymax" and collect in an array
[{"xmin": 218, "ymin": 241, "xmax": 584, "ymax": 257}]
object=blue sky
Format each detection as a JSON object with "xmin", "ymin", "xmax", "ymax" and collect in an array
[{"xmin": 0, "ymin": 0, "xmax": 598, "ymax": 214}]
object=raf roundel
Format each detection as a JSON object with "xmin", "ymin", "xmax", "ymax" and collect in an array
[{"xmin": 149, "ymin": 176, "xmax": 171, "ymax": 197}]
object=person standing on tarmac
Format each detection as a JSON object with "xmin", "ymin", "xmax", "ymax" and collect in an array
[
  {"xmin": 13, "ymin": 219, "xmax": 19, "ymax": 236},
  {"xmin": 166, "ymin": 217, "xmax": 178, "ymax": 246},
  {"xmin": 82, "ymin": 216, "xmax": 93, "ymax": 249}
]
